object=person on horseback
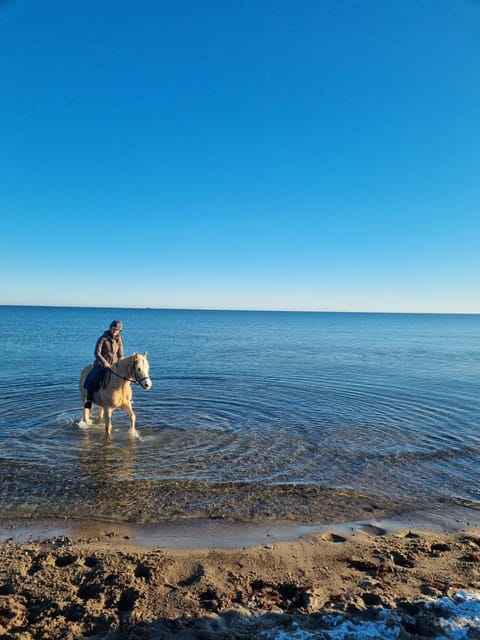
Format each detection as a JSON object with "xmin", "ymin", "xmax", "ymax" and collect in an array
[{"xmin": 83, "ymin": 320, "xmax": 124, "ymax": 408}]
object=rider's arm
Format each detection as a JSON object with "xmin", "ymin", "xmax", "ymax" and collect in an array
[{"xmin": 95, "ymin": 335, "xmax": 109, "ymax": 367}]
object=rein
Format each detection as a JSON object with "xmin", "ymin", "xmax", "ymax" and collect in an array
[{"xmin": 109, "ymin": 369, "xmax": 139, "ymax": 384}]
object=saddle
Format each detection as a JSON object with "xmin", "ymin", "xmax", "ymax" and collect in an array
[{"xmin": 84, "ymin": 367, "xmax": 111, "ymax": 396}]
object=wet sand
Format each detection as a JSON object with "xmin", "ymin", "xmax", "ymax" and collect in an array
[
  {"xmin": 1, "ymin": 508, "xmax": 480, "ymax": 639},
  {"xmin": 1, "ymin": 502, "xmax": 480, "ymax": 549}
]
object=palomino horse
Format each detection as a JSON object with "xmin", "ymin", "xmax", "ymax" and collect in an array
[{"xmin": 79, "ymin": 352, "xmax": 152, "ymax": 434}]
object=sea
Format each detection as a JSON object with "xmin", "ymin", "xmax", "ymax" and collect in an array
[{"xmin": 0, "ymin": 305, "xmax": 479, "ymax": 527}]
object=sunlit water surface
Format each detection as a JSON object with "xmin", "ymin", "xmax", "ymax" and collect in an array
[{"xmin": 0, "ymin": 307, "xmax": 479, "ymax": 524}]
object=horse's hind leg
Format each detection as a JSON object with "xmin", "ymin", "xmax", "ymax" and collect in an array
[
  {"xmin": 80, "ymin": 384, "xmax": 92, "ymax": 424},
  {"xmin": 83, "ymin": 404, "xmax": 92, "ymax": 424}
]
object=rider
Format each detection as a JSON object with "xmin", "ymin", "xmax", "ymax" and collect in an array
[{"xmin": 84, "ymin": 320, "xmax": 124, "ymax": 408}]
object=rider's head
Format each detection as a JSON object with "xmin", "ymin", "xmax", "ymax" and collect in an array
[{"xmin": 109, "ymin": 320, "xmax": 123, "ymax": 335}]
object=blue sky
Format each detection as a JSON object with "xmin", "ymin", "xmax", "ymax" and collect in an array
[{"xmin": 1, "ymin": 0, "xmax": 479, "ymax": 312}]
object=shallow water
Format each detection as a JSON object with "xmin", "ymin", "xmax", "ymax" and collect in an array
[{"xmin": 0, "ymin": 306, "xmax": 479, "ymax": 524}]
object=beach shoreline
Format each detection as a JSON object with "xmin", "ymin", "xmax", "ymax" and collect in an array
[
  {"xmin": 1, "ymin": 502, "xmax": 480, "ymax": 549},
  {"xmin": 1, "ymin": 508, "xmax": 480, "ymax": 638}
]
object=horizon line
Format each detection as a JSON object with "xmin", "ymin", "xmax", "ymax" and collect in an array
[{"xmin": 0, "ymin": 303, "xmax": 478, "ymax": 316}]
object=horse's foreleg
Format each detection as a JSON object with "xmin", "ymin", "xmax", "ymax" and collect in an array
[
  {"xmin": 125, "ymin": 403, "xmax": 137, "ymax": 434},
  {"xmin": 104, "ymin": 407, "xmax": 113, "ymax": 435}
]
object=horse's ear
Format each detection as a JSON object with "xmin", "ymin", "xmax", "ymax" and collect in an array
[{"xmin": 143, "ymin": 351, "xmax": 147, "ymax": 357}]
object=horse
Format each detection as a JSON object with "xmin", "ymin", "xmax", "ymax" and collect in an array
[{"xmin": 79, "ymin": 352, "xmax": 152, "ymax": 435}]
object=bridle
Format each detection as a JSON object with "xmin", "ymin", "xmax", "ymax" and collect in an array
[{"xmin": 109, "ymin": 359, "xmax": 151, "ymax": 386}]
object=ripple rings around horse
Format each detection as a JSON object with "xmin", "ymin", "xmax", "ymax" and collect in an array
[{"xmin": 79, "ymin": 352, "xmax": 152, "ymax": 435}]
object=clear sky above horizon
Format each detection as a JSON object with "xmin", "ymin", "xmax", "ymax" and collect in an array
[{"xmin": 1, "ymin": 0, "xmax": 479, "ymax": 313}]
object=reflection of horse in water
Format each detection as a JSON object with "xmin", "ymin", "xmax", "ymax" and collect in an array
[{"xmin": 80, "ymin": 353, "xmax": 152, "ymax": 435}]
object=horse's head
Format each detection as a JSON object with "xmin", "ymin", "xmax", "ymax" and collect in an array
[{"xmin": 133, "ymin": 352, "xmax": 152, "ymax": 390}]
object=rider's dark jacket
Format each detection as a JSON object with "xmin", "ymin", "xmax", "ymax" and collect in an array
[{"xmin": 94, "ymin": 331, "xmax": 124, "ymax": 368}]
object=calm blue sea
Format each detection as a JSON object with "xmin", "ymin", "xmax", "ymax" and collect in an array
[{"xmin": 0, "ymin": 306, "xmax": 479, "ymax": 525}]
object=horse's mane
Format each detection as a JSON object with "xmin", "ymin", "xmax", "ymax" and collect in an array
[
  {"xmin": 114, "ymin": 353, "xmax": 139, "ymax": 367},
  {"xmin": 118, "ymin": 352, "xmax": 147, "ymax": 362}
]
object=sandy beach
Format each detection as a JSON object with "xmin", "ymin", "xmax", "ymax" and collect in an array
[{"xmin": 1, "ymin": 512, "xmax": 480, "ymax": 639}]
